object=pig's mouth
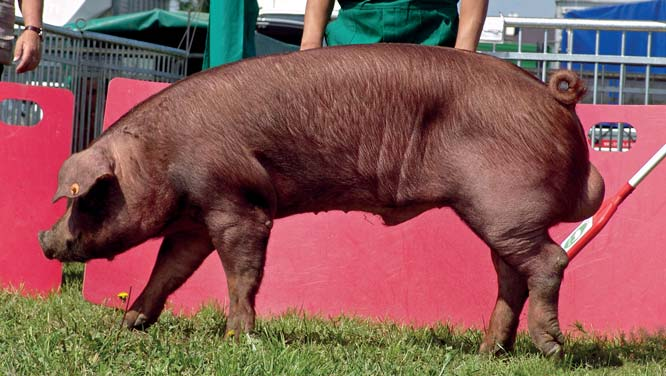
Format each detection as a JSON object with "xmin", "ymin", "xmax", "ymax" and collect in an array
[
  {"xmin": 38, "ymin": 229, "xmax": 120, "ymax": 263},
  {"xmin": 43, "ymin": 250, "xmax": 88, "ymax": 263},
  {"xmin": 38, "ymin": 230, "xmax": 90, "ymax": 262}
]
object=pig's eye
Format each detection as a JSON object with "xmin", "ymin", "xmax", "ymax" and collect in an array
[{"xmin": 75, "ymin": 178, "xmax": 114, "ymax": 216}]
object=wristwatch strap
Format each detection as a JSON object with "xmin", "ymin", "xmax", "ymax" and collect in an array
[{"xmin": 23, "ymin": 25, "xmax": 43, "ymax": 41}]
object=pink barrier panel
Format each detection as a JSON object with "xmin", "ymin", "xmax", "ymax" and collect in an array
[
  {"xmin": 0, "ymin": 83, "xmax": 74, "ymax": 293},
  {"xmin": 555, "ymin": 105, "xmax": 666, "ymax": 334},
  {"xmin": 83, "ymin": 78, "xmax": 666, "ymax": 333}
]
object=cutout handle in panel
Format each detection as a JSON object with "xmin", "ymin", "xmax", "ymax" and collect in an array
[{"xmin": 588, "ymin": 122, "xmax": 636, "ymax": 152}]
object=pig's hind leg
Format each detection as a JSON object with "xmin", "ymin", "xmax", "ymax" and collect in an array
[
  {"xmin": 124, "ymin": 230, "xmax": 214, "ymax": 329},
  {"xmin": 510, "ymin": 238, "xmax": 568, "ymax": 358},
  {"xmin": 454, "ymin": 199, "xmax": 568, "ymax": 357},
  {"xmin": 483, "ymin": 231, "xmax": 567, "ymax": 357},
  {"xmin": 206, "ymin": 205, "xmax": 272, "ymax": 338},
  {"xmin": 479, "ymin": 250, "xmax": 528, "ymax": 355}
]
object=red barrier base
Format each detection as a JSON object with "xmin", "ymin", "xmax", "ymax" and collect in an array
[
  {"xmin": 0, "ymin": 83, "xmax": 74, "ymax": 294},
  {"xmin": 83, "ymin": 78, "xmax": 666, "ymax": 334}
]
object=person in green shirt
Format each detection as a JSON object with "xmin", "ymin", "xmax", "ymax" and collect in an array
[{"xmin": 300, "ymin": 0, "xmax": 488, "ymax": 52}]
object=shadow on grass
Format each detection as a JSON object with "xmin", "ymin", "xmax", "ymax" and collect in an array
[
  {"xmin": 253, "ymin": 312, "xmax": 666, "ymax": 369},
  {"xmin": 511, "ymin": 323, "xmax": 666, "ymax": 369},
  {"xmin": 563, "ymin": 339, "xmax": 625, "ymax": 368},
  {"xmin": 253, "ymin": 310, "xmax": 483, "ymax": 354},
  {"xmin": 61, "ymin": 262, "xmax": 85, "ymax": 288},
  {"xmin": 561, "ymin": 328, "xmax": 666, "ymax": 370}
]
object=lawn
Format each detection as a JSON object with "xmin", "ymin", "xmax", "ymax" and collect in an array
[{"xmin": 1, "ymin": 263, "xmax": 664, "ymax": 375}]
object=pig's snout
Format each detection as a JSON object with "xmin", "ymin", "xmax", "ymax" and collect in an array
[
  {"xmin": 38, "ymin": 230, "xmax": 57, "ymax": 260},
  {"xmin": 38, "ymin": 229, "xmax": 80, "ymax": 261}
]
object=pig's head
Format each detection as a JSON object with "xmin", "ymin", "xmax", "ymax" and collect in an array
[{"xmin": 38, "ymin": 146, "xmax": 150, "ymax": 262}]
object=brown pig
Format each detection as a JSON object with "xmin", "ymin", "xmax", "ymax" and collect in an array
[{"xmin": 38, "ymin": 44, "xmax": 604, "ymax": 357}]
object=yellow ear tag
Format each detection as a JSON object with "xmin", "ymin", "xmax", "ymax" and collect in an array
[{"xmin": 70, "ymin": 183, "xmax": 80, "ymax": 196}]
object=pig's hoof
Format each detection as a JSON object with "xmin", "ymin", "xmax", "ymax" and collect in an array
[
  {"xmin": 478, "ymin": 341, "xmax": 512, "ymax": 356},
  {"xmin": 223, "ymin": 328, "xmax": 246, "ymax": 343},
  {"xmin": 542, "ymin": 342, "xmax": 564, "ymax": 359},
  {"xmin": 123, "ymin": 310, "xmax": 152, "ymax": 330},
  {"xmin": 224, "ymin": 329, "xmax": 236, "ymax": 339},
  {"xmin": 537, "ymin": 330, "xmax": 565, "ymax": 359},
  {"xmin": 223, "ymin": 319, "xmax": 253, "ymax": 342},
  {"xmin": 224, "ymin": 312, "xmax": 255, "ymax": 340}
]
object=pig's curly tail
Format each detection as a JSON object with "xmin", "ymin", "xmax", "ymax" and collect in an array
[{"xmin": 548, "ymin": 70, "xmax": 587, "ymax": 106}]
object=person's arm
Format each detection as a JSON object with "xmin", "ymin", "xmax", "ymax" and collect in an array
[
  {"xmin": 454, "ymin": 0, "xmax": 488, "ymax": 52},
  {"xmin": 300, "ymin": 0, "xmax": 335, "ymax": 50},
  {"xmin": 15, "ymin": 0, "xmax": 43, "ymax": 73}
]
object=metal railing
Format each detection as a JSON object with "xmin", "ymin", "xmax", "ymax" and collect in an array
[
  {"xmin": 112, "ymin": 0, "xmax": 171, "ymax": 15},
  {"xmin": 1, "ymin": 20, "xmax": 188, "ymax": 152},
  {"xmin": 485, "ymin": 17, "xmax": 666, "ymax": 105}
]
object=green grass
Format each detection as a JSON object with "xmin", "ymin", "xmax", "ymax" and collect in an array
[{"xmin": 1, "ymin": 264, "xmax": 665, "ymax": 375}]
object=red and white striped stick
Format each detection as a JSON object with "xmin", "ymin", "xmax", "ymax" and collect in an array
[{"xmin": 561, "ymin": 144, "xmax": 666, "ymax": 261}]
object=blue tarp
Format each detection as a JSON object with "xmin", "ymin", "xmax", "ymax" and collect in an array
[{"xmin": 563, "ymin": 0, "xmax": 666, "ymax": 74}]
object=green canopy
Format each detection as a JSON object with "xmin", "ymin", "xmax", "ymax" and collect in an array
[
  {"xmin": 63, "ymin": 7, "xmax": 297, "ymax": 72},
  {"xmin": 66, "ymin": 9, "xmax": 209, "ymax": 33}
]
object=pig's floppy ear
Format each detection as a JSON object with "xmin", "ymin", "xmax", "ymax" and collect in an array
[{"xmin": 52, "ymin": 149, "xmax": 116, "ymax": 203}]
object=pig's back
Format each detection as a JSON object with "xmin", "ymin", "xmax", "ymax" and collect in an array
[
  {"xmin": 192, "ymin": 43, "xmax": 585, "ymax": 168},
  {"xmin": 136, "ymin": 44, "xmax": 590, "ymax": 216}
]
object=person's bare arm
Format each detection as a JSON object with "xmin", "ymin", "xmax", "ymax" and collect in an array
[
  {"xmin": 300, "ymin": 0, "xmax": 335, "ymax": 50},
  {"xmin": 454, "ymin": 0, "xmax": 488, "ymax": 51},
  {"xmin": 15, "ymin": 0, "xmax": 43, "ymax": 73}
]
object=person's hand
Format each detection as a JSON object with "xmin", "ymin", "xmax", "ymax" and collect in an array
[
  {"xmin": 14, "ymin": 28, "xmax": 41, "ymax": 73},
  {"xmin": 300, "ymin": 41, "xmax": 323, "ymax": 51},
  {"xmin": 454, "ymin": 40, "xmax": 478, "ymax": 52},
  {"xmin": 455, "ymin": 0, "xmax": 488, "ymax": 52},
  {"xmin": 300, "ymin": 0, "xmax": 333, "ymax": 51}
]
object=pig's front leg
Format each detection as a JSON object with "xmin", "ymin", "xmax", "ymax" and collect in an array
[
  {"xmin": 206, "ymin": 206, "xmax": 272, "ymax": 338},
  {"xmin": 479, "ymin": 250, "xmax": 528, "ymax": 355},
  {"xmin": 124, "ymin": 230, "xmax": 214, "ymax": 329}
]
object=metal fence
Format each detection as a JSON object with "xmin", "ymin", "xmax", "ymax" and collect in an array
[
  {"xmin": 485, "ymin": 17, "xmax": 666, "ymax": 106},
  {"xmin": 1, "ymin": 20, "xmax": 188, "ymax": 152},
  {"xmin": 111, "ymin": 0, "xmax": 171, "ymax": 15}
]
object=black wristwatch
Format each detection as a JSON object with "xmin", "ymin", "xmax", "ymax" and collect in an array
[{"xmin": 24, "ymin": 25, "xmax": 43, "ymax": 41}]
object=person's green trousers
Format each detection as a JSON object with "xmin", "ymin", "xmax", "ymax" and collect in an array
[{"xmin": 203, "ymin": 0, "xmax": 259, "ymax": 69}]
